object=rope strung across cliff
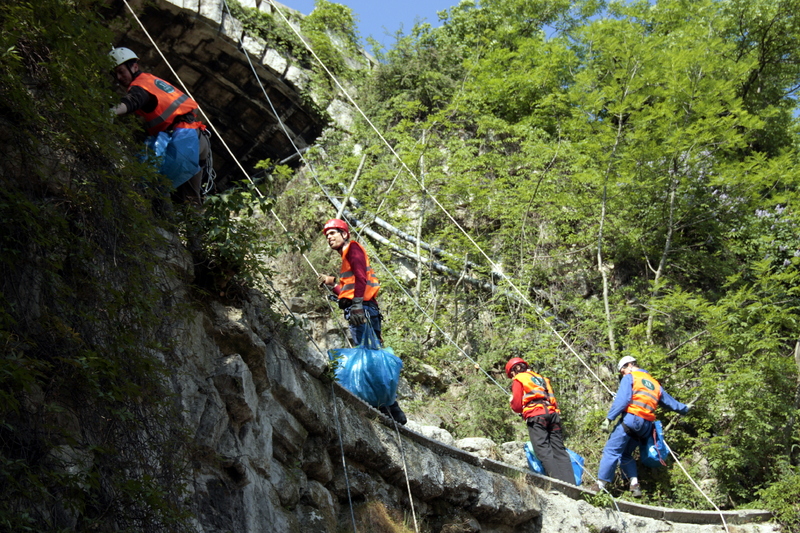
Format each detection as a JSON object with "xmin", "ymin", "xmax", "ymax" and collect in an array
[{"xmin": 265, "ymin": 0, "xmax": 613, "ymax": 399}]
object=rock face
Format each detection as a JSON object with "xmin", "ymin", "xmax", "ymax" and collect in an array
[{"xmin": 157, "ymin": 236, "xmax": 774, "ymax": 533}]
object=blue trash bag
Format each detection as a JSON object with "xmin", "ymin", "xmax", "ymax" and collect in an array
[
  {"xmin": 640, "ymin": 420, "xmax": 669, "ymax": 469},
  {"xmin": 524, "ymin": 442, "xmax": 585, "ymax": 486},
  {"xmin": 328, "ymin": 324, "xmax": 403, "ymax": 408},
  {"xmin": 567, "ymin": 448, "xmax": 585, "ymax": 486},
  {"xmin": 143, "ymin": 128, "xmax": 200, "ymax": 188},
  {"xmin": 524, "ymin": 442, "xmax": 546, "ymax": 475}
]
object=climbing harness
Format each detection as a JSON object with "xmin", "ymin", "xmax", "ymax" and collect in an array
[{"xmin": 200, "ymin": 128, "xmax": 216, "ymax": 196}]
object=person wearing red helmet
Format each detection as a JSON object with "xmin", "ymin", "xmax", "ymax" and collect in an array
[
  {"xmin": 318, "ymin": 218, "xmax": 406, "ymax": 424},
  {"xmin": 506, "ymin": 357, "xmax": 574, "ymax": 484}
]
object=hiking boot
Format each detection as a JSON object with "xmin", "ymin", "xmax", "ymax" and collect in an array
[
  {"xmin": 586, "ymin": 483, "xmax": 601, "ymax": 494},
  {"xmin": 379, "ymin": 401, "xmax": 407, "ymax": 425},
  {"xmin": 630, "ymin": 484, "xmax": 642, "ymax": 498},
  {"xmin": 388, "ymin": 401, "xmax": 407, "ymax": 425}
]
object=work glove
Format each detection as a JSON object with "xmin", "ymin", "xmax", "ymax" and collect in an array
[
  {"xmin": 684, "ymin": 402, "xmax": 694, "ymax": 413},
  {"xmin": 348, "ymin": 297, "xmax": 367, "ymax": 326},
  {"xmin": 317, "ymin": 274, "xmax": 334, "ymax": 287},
  {"xmin": 600, "ymin": 419, "xmax": 611, "ymax": 433}
]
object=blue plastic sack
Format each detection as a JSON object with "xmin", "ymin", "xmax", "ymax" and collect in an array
[
  {"xmin": 524, "ymin": 442, "xmax": 584, "ymax": 485},
  {"xmin": 329, "ymin": 325, "xmax": 403, "ymax": 408},
  {"xmin": 524, "ymin": 442, "xmax": 545, "ymax": 475},
  {"xmin": 640, "ymin": 420, "xmax": 669, "ymax": 469},
  {"xmin": 143, "ymin": 128, "xmax": 200, "ymax": 187},
  {"xmin": 567, "ymin": 448, "xmax": 585, "ymax": 486}
]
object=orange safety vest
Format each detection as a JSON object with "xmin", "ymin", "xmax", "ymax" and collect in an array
[
  {"xmin": 337, "ymin": 241, "xmax": 380, "ymax": 301},
  {"xmin": 512, "ymin": 371, "xmax": 560, "ymax": 418},
  {"xmin": 626, "ymin": 370, "xmax": 662, "ymax": 422},
  {"xmin": 129, "ymin": 73, "xmax": 202, "ymax": 136}
]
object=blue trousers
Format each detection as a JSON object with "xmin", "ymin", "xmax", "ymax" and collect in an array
[{"xmin": 597, "ymin": 413, "xmax": 653, "ymax": 483}]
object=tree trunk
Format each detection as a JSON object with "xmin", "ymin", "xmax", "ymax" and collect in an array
[{"xmin": 646, "ymin": 169, "xmax": 678, "ymax": 344}]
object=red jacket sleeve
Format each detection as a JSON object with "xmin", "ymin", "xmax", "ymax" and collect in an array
[
  {"xmin": 344, "ymin": 242, "xmax": 368, "ymax": 299},
  {"xmin": 510, "ymin": 380, "xmax": 525, "ymax": 413}
]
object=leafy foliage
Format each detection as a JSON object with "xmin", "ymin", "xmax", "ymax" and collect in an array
[
  {"xmin": 226, "ymin": 0, "xmax": 311, "ymax": 68},
  {"xmin": 275, "ymin": 0, "xmax": 800, "ymax": 527},
  {"xmin": 0, "ymin": 0, "xmax": 195, "ymax": 530},
  {"xmin": 187, "ymin": 180, "xmax": 282, "ymax": 299}
]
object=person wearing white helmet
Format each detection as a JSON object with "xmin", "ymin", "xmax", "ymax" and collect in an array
[
  {"xmin": 109, "ymin": 46, "xmax": 211, "ymax": 203},
  {"xmin": 591, "ymin": 355, "xmax": 691, "ymax": 498}
]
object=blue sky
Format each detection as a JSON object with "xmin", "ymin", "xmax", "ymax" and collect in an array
[{"xmin": 280, "ymin": 0, "xmax": 459, "ymax": 49}]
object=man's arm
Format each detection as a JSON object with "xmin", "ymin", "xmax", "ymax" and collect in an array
[
  {"xmin": 344, "ymin": 243, "xmax": 368, "ymax": 299},
  {"xmin": 606, "ymin": 374, "xmax": 633, "ymax": 420},
  {"xmin": 117, "ymin": 86, "xmax": 156, "ymax": 115},
  {"xmin": 659, "ymin": 388, "xmax": 689, "ymax": 415},
  {"xmin": 510, "ymin": 380, "xmax": 524, "ymax": 414}
]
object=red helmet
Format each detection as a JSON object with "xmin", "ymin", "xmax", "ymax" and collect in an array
[
  {"xmin": 505, "ymin": 357, "xmax": 528, "ymax": 378},
  {"xmin": 322, "ymin": 218, "xmax": 349, "ymax": 238}
]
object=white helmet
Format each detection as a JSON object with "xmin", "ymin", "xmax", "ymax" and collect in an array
[
  {"xmin": 617, "ymin": 355, "xmax": 637, "ymax": 372},
  {"xmin": 109, "ymin": 47, "xmax": 138, "ymax": 67}
]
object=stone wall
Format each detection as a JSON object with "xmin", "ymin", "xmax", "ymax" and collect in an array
[
  {"xmin": 110, "ymin": 0, "xmax": 345, "ymax": 186},
  {"xmin": 156, "ymin": 231, "xmax": 775, "ymax": 533}
]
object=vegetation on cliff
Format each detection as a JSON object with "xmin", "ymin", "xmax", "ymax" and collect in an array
[{"xmin": 0, "ymin": 1, "xmax": 198, "ymax": 530}]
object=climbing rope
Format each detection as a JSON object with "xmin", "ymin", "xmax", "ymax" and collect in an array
[
  {"xmin": 330, "ymin": 381, "xmax": 358, "ymax": 533},
  {"xmin": 266, "ymin": 0, "xmax": 613, "ymax": 398},
  {"xmin": 668, "ymin": 446, "xmax": 729, "ymax": 533},
  {"xmin": 580, "ymin": 467, "xmax": 628, "ymax": 531},
  {"xmin": 389, "ymin": 416, "xmax": 419, "ymax": 533},
  {"xmin": 266, "ymin": 281, "xmax": 359, "ymax": 533}
]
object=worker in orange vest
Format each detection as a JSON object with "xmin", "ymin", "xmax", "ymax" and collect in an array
[
  {"xmin": 318, "ymin": 218, "xmax": 406, "ymax": 425},
  {"xmin": 592, "ymin": 356, "xmax": 691, "ymax": 497},
  {"xmin": 506, "ymin": 357, "xmax": 575, "ymax": 484},
  {"xmin": 109, "ymin": 47, "xmax": 211, "ymax": 204}
]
